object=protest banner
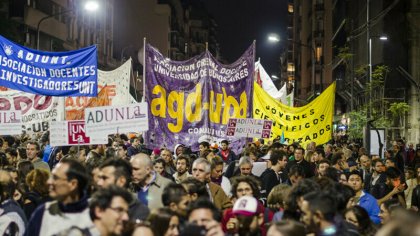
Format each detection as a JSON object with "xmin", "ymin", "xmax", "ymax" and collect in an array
[
  {"xmin": 0, "ymin": 110, "xmax": 21, "ymax": 135},
  {"xmin": 65, "ymin": 59, "xmax": 131, "ymax": 120},
  {"xmin": 226, "ymin": 118, "xmax": 273, "ymax": 139},
  {"xmin": 84, "ymin": 102, "xmax": 148, "ymax": 136},
  {"xmin": 0, "ymin": 35, "xmax": 97, "ymax": 96},
  {"xmin": 49, "ymin": 120, "xmax": 107, "ymax": 147},
  {"xmin": 144, "ymin": 43, "xmax": 254, "ymax": 153},
  {"xmin": 0, "ymin": 89, "xmax": 63, "ymax": 133},
  {"xmin": 255, "ymin": 61, "xmax": 294, "ymax": 106},
  {"xmin": 253, "ymin": 81, "xmax": 336, "ymax": 147}
]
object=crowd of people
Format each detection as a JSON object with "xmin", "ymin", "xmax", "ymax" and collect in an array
[{"xmin": 1, "ymin": 132, "xmax": 420, "ymax": 236}]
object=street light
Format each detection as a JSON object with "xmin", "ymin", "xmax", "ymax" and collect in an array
[
  {"xmin": 36, "ymin": 1, "xmax": 99, "ymax": 50},
  {"xmin": 367, "ymin": 34, "xmax": 387, "ymax": 155},
  {"xmin": 267, "ymin": 35, "xmax": 317, "ymax": 96}
]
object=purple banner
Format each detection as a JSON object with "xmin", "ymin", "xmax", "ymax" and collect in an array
[{"xmin": 144, "ymin": 44, "xmax": 255, "ymax": 154}]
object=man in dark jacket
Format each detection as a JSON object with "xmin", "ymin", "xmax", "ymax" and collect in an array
[
  {"xmin": 285, "ymin": 147, "xmax": 314, "ymax": 178},
  {"xmin": 260, "ymin": 150, "xmax": 288, "ymax": 198},
  {"xmin": 96, "ymin": 158, "xmax": 150, "ymax": 222}
]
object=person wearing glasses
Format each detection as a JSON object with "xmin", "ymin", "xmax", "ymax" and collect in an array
[
  {"xmin": 56, "ymin": 185, "xmax": 133, "ymax": 236},
  {"xmin": 25, "ymin": 159, "xmax": 92, "ymax": 236}
]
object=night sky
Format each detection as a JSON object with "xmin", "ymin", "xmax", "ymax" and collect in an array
[{"xmin": 202, "ymin": 0, "xmax": 287, "ymax": 79}]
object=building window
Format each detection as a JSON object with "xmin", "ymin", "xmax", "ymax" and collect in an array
[
  {"xmin": 288, "ymin": 4, "xmax": 293, "ymax": 13},
  {"xmin": 316, "ymin": 46, "xmax": 322, "ymax": 62}
]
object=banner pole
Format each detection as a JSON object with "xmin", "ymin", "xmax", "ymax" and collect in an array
[
  {"xmin": 205, "ymin": 42, "xmax": 208, "ymax": 51},
  {"xmin": 142, "ymin": 37, "xmax": 146, "ymax": 103}
]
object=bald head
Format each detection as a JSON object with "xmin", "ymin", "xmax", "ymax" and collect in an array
[
  {"xmin": 131, "ymin": 153, "xmax": 153, "ymax": 168},
  {"xmin": 130, "ymin": 153, "xmax": 153, "ymax": 185}
]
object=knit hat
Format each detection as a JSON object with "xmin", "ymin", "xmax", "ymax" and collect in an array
[
  {"xmin": 233, "ymin": 196, "xmax": 258, "ymax": 216},
  {"xmin": 153, "ymin": 148, "xmax": 161, "ymax": 156}
]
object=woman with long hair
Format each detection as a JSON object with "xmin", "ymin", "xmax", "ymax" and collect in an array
[
  {"xmin": 23, "ymin": 169, "xmax": 50, "ymax": 219},
  {"xmin": 344, "ymin": 205, "xmax": 377, "ymax": 236},
  {"xmin": 147, "ymin": 208, "xmax": 179, "ymax": 236}
]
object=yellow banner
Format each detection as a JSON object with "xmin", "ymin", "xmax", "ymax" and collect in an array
[{"xmin": 253, "ymin": 81, "xmax": 336, "ymax": 146}]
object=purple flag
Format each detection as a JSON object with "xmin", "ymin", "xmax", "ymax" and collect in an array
[{"xmin": 144, "ymin": 44, "xmax": 255, "ymax": 154}]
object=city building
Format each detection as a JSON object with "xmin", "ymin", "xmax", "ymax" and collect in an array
[{"xmin": 8, "ymin": 0, "xmax": 117, "ymax": 69}]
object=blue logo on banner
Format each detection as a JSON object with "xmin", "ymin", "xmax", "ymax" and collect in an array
[{"xmin": 0, "ymin": 35, "xmax": 98, "ymax": 97}]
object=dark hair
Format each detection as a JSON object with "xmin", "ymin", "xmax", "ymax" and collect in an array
[
  {"xmin": 331, "ymin": 152, "xmax": 344, "ymax": 165},
  {"xmin": 318, "ymin": 159, "xmax": 331, "ymax": 166},
  {"xmin": 60, "ymin": 159, "xmax": 89, "ymax": 197},
  {"xmin": 210, "ymin": 156, "xmax": 224, "ymax": 170},
  {"xmin": 221, "ymin": 140, "xmax": 229, "ymax": 145},
  {"xmin": 99, "ymin": 158, "xmax": 132, "ymax": 188},
  {"xmin": 26, "ymin": 141, "xmax": 40, "ymax": 151},
  {"xmin": 372, "ymin": 159, "xmax": 383, "ymax": 167},
  {"xmin": 323, "ymin": 167, "xmax": 339, "ymax": 181},
  {"xmin": 294, "ymin": 147, "xmax": 305, "ymax": 155},
  {"xmin": 176, "ymin": 154, "xmax": 190, "ymax": 169},
  {"xmin": 385, "ymin": 167, "xmax": 401, "ymax": 180},
  {"xmin": 182, "ymin": 177, "xmax": 209, "ymax": 200},
  {"xmin": 199, "ymin": 141, "xmax": 210, "ymax": 149},
  {"xmin": 344, "ymin": 206, "xmax": 377, "ymax": 235},
  {"xmin": 231, "ymin": 175, "xmax": 261, "ymax": 199},
  {"xmin": 303, "ymin": 192, "xmax": 336, "ymax": 222},
  {"xmin": 321, "ymin": 182, "xmax": 355, "ymax": 213},
  {"xmin": 271, "ymin": 142, "xmax": 284, "ymax": 150},
  {"xmin": 386, "ymin": 157, "xmax": 397, "ymax": 164},
  {"xmin": 187, "ymin": 198, "xmax": 221, "ymax": 222},
  {"xmin": 382, "ymin": 198, "xmax": 402, "ymax": 212},
  {"xmin": 269, "ymin": 220, "xmax": 306, "ymax": 236},
  {"xmin": 0, "ymin": 152, "xmax": 9, "ymax": 168},
  {"xmin": 153, "ymin": 158, "xmax": 166, "ymax": 167},
  {"xmin": 288, "ymin": 165, "xmax": 305, "ymax": 178},
  {"xmin": 0, "ymin": 170, "xmax": 16, "ymax": 202},
  {"xmin": 162, "ymin": 182, "xmax": 188, "ymax": 206},
  {"xmin": 270, "ymin": 150, "xmax": 287, "ymax": 165},
  {"xmin": 89, "ymin": 185, "xmax": 132, "ymax": 220},
  {"xmin": 2, "ymin": 136, "xmax": 15, "ymax": 147},
  {"xmin": 5, "ymin": 148, "xmax": 17, "ymax": 157},
  {"xmin": 17, "ymin": 160, "xmax": 34, "ymax": 183},
  {"xmin": 17, "ymin": 147, "xmax": 27, "ymax": 160},
  {"xmin": 285, "ymin": 179, "xmax": 320, "ymax": 217},
  {"xmin": 315, "ymin": 148, "xmax": 325, "ymax": 158},
  {"xmin": 148, "ymin": 208, "xmax": 178, "ymax": 236}
]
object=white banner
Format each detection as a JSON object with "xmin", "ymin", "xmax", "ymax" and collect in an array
[
  {"xmin": 226, "ymin": 118, "xmax": 273, "ymax": 139},
  {"xmin": 0, "ymin": 110, "xmax": 22, "ymax": 135},
  {"xmin": 0, "ymin": 89, "xmax": 63, "ymax": 133},
  {"xmin": 255, "ymin": 61, "xmax": 294, "ymax": 106},
  {"xmin": 65, "ymin": 58, "xmax": 131, "ymax": 120},
  {"xmin": 50, "ymin": 120, "xmax": 108, "ymax": 147},
  {"xmin": 85, "ymin": 102, "xmax": 148, "ymax": 136}
]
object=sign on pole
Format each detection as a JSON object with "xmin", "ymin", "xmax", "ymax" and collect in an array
[
  {"xmin": 226, "ymin": 118, "xmax": 273, "ymax": 139},
  {"xmin": 0, "ymin": 110, "xmax": 22, "ymax": 135},
  {"xmin": 85, "ymin": 103, "xmax": 148, "ymax": 136},
  {"xmin": 50, "ymin": 120, "xmax": 107, "ymax": 147}
]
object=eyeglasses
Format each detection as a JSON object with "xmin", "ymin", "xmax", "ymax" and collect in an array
[
  {"xmin": 50, "ymin": 175, "xmax": 68, "ymax": 182},
  {"xmin": 109, "ymin": 207, "xmax": 129, "ymax": 216}
]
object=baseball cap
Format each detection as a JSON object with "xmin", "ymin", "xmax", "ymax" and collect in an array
[{"xmin": 233, "ymin": 196, "xmax": 258, "ymax": 216}]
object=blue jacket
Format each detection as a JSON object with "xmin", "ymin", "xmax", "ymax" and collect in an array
[{"xmin": 358, "ymin": 191, "xmax": 381, "ymax": 224}]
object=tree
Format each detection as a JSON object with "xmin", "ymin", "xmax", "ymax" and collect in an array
[{"xmin": 388, "ymin": 102, "xmax": 410, "ymax": 128}]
